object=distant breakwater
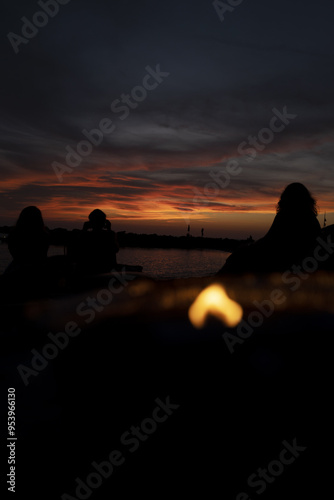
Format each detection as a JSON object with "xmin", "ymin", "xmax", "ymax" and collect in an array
[{"xmin": 0, "ymin": 226, "xmax": 252, "ymax": 252}]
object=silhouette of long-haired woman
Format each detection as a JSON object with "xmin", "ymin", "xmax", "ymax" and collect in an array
[
  {"xmin": 218, "ymin": 183, "xmax": 321, "ymax": 274},
  {"xmin": 6, "ymin": 206, "xmax": 50, "ymax": 273}
]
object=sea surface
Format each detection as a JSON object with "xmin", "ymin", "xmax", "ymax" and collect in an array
[{"xmin": 0, "ymin": 243, "xmax": 230, "ymax": 279}]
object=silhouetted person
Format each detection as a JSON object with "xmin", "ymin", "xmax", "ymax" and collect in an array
[
  {"xmin": 68, "ymin": 209, "xmax": 119, "ymax": 274},
  {"xmin": 218, "ymin": 183, "xmax": 321, "ymax": 274},
  {"xmin": 5, "ymin": 206, "xmax": 50, "ymax": 274}
]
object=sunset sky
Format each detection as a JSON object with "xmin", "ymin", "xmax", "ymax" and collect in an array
[{"xmin": 1, "ymin": 0, "xmax": 334, "ymax": 238}]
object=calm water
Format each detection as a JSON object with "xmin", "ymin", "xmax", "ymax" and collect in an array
[{"xmin": 0, "ymin": 243, "xmax": 229, "ymax": 279}]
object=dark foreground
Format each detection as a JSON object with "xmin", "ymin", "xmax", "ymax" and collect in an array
[{"xmin": 0, "ymin": 272, "xmax": 333, "ymax": 499}]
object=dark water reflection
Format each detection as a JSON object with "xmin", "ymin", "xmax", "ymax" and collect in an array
[{"xmin": 0, "ymin": 244, "xmax": 229, "ymax": 278}]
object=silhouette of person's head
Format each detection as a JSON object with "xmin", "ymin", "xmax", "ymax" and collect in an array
[
  {"xmin": 6, "ymin": 206, "xmax": 49, "ymax": 272},
  {"xmin": 88, "ymin": 209, "xmax": 107, "ymax": 230},
  {"xmin": 15, "ymin": 206, "xmax": 46, "ymax": 232},
  {"xmin": 276, "ymin": 183, "xmax": 317, "ymax": 216}
]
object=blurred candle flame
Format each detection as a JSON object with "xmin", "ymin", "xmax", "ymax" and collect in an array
[{"xmin": 188, "ymin": 284, "xmax": 243, "ymax": 329}]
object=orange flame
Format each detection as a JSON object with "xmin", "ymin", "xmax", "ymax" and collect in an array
[{"xmin": 188, "ymin": 284, "xmax": 243, "ymax": 329}]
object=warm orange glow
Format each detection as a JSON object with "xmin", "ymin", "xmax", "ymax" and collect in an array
[
  {"xmin": 188, "ymin": 284, "xmax": 243, "ymax": 328},
  {"xmin": 2, "ymin": 146, "xmax": 334, "ymax": 235}
]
